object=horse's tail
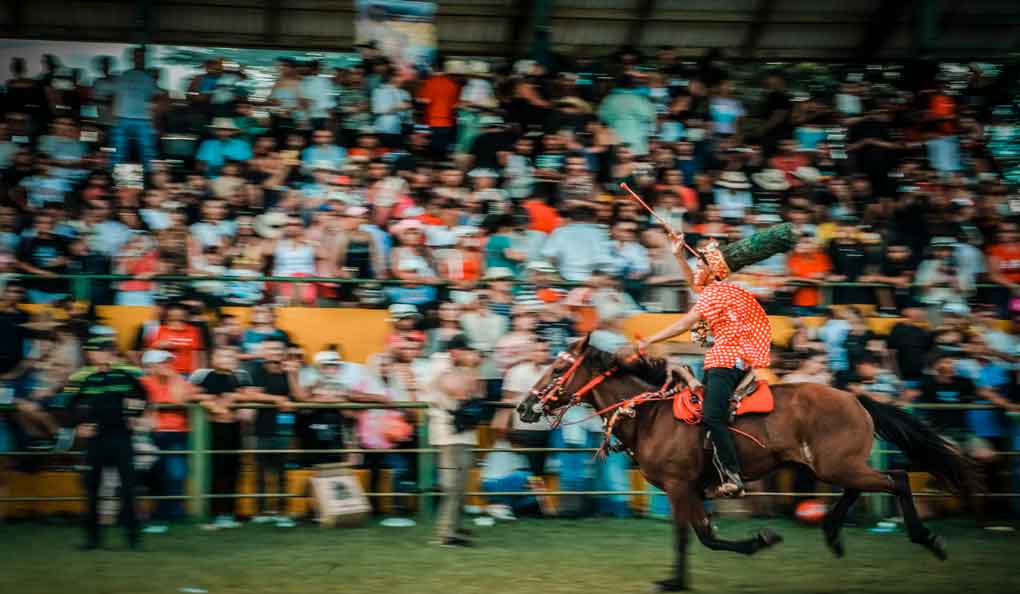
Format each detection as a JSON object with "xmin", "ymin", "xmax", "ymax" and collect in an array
[{"xmin": 857, "ymin": 395, "xmax": 979, "ymax": 498}]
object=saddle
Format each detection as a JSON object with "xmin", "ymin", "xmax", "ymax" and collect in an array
[{"xmin": 673, "ymin": 368, "xmax": 774, "ymax": 424}]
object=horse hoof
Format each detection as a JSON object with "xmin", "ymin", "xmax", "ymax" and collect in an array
[
  {"xmin": 926, "ymin": 535, "xmax": 948, "ymax": 561},
  {"xmin": 825, "ymin": 535, "xmax": 845, "ymax": 559},
  {"xmin": 650, "ymin": 578, "xmax": 689, "ymax": 592},
  {"xmin": 757, "ymin": 528, "xmax": 783, "ymax": 549}
]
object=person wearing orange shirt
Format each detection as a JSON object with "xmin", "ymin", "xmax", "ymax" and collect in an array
[
  {"xmin": 140, "ymin": 349, "xmax": 206, "ymax": 530},
  {"xmin": 986, "ymin": 221, "xmax": 1020, "ymax": 316},
  {"xmin": 145, "ymin": 303, "xmax": 206, "ymax": 375},
  {"xmin": 926, "ymin": 83, "xmax": 960, "ymax": 173},
  {"xmin": 786, "ymin": 236, "xmax": 832, "ymax": 313},
  {"xmin": 416, "ymin": 67, "xmax": 460, "ymax": 157}
]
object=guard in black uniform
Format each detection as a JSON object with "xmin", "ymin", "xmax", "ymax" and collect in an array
[{"xmin": 69, "ymin": 337, "xmax": 148, "ymax": 550}]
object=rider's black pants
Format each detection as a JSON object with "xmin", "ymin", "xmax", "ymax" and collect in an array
[{"xmin": 703, "ymin": 367, "xmax": 745, "ymax": 475}]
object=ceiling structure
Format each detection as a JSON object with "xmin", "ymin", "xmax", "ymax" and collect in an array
[{"xmin": 1, "ymin": 0, "xmax": 1019, "ymax": 61}]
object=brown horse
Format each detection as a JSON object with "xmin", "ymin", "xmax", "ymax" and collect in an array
[{"xmin": 517, "ymin": 337, "xmax": 977, "ymax": 592}]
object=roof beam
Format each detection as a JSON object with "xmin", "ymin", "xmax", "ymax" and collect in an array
[
  {"xmin": 265, "ymin": 0, "xmax": 282, "ymax": 44},
  {"xmin": 740, "ymin": 0, "xmax": 776, "ymax": 58},
  {"xmin": 507, "ymin": 0, "xmax": 535, "ymax": 55},
  {"xmin": 856, "ymin": 0, "xmax": 914, "ymax": 60},
  {"xmin": 626, "ymin": 0, "xmax": 657, "ymax": 47}
]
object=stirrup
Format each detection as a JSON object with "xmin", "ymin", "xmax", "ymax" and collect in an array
[{"xmin": 708, "ymin": 479, "xmax": 745, "ymax": 499}]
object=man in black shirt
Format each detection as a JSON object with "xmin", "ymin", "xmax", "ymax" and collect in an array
[
  {"xmin": 758, "ymin": 72, "xmax": 793, "ymax": 157},
  {"xmin": 68, "ymin": 337, "xmax": 147, "ymax": 550},
  {"xmin": 0, "ymin": 282, "xmax": 29, "ymax": 375},
  {"xmin": 469, "ymin": 116, "xmax": 512, "ymax": 170},
  {"xmin": 190, "ymin": 346, "xmax": 252, "ymax": 526},
  {"xmin": 16, "ymin": 212, "xmax": 69, "ymax": 303},
  {"xmin": 249, "ymin": 339, "xmax": 303, "ymax": 524},
  {"xmin": 909, "ymin": 351, "xmax": 975, "ymax": 435},
  {"xmin": 886, "ymin": 305, "xmax": 933, "ymax": 387}
]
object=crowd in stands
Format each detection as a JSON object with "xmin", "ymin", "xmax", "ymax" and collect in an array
[{"xmin": 2, "ymin": 43, "xmax": 1020, "ymax": 525}]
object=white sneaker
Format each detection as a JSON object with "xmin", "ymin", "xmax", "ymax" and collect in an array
[
  {"xmin": 275, "ymin": 517, "xmax": 297, "ymax": 528},
  {"xmin": 143, "ymin": 524, "xmax": 168, "ymax": 534},
  {"xmin": 486, "ymin": 504, "xmax": 517, "ymax": 521},
  {"xmin": 250, "ymin": 515, "xmax": 277, "ymax": 524}
]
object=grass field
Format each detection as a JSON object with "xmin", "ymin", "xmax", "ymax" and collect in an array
[{"xmin": 3, "ymin": 517, "xmax": 1019, "ymax": 594}]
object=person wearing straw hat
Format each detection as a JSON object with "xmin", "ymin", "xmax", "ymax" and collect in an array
[
  {"xmin": 196, "ymin": 117, "xmax": 253, "ymax": 176},
  {"xmin": 630, "ymin": 224, "xmax": 796, "ymax": 498},
  {"xmin": 713, "ymin": 170, "xmax": 753, "ymax": 221}
]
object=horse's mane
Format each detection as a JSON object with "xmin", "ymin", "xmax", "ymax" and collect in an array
[{"xmin": 585, "ymin": 346, "xmax": 670, "ymax": 388}]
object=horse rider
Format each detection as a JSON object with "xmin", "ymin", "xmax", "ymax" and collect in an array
[{"xmin": 632, "ymin": 233, "xmax": 773, "ymax": 497}]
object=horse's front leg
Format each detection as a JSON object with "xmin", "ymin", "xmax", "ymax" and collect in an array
[
  {"xmin": 688, "ymin": 492, "xmax": 783, "ymax": 555},
  {"xmin": 652, "ymin": 482, "xmax": 692, "ymax": 592}
]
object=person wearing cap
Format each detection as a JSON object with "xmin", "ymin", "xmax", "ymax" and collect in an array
[
  {"xmin": 67, "ymin": 337, "xmax": 147, "ymax": 550},
  {"xmin": 196, "ymin": 117, "xmax": 253, "ymax": 177},
  {"xmin": 139, "ymin": 349, "xmax": 205, "ymax": 530},
  {"xmin": 422, "ymin": 333, "xmax": 483, "ymax": 546}
]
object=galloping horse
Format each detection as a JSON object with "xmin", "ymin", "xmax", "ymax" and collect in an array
[{"xmin": 517, "ymin": 336, "xmax": 977, "ymax": 592}]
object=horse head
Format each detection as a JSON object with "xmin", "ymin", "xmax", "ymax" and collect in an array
[{"xmin": 517, "ymin": 334, "xmax": 592, "ymax": 424}]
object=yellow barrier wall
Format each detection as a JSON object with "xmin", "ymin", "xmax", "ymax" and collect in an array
[{"xmin": 23, "ymin": 305, "xmax": 1010, "ymax": 362}]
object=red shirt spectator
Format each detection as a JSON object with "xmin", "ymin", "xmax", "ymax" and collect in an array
[
  {"xmin": 523, "ymin": 199, "xmax": 563, "ymax": 234},
  {"xmin": 146, "ymin": 304, "xmax": 205, "ymax": 375},
  {"xmin": 417, "ymin": 73, "xmax": 460, "ymax": 128}
]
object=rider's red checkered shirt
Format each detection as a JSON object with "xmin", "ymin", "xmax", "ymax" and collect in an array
[{"xmin": 692, "ymin": 282, "xmax": 772, "ymax": 369}]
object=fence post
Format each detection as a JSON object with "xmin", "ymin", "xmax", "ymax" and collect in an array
[
  {"xmin": 416, "ymin": 408, "xmax": 433, "ymax": 523},
  {"xmin": 188, "ymin": 404, "xmax": 210, "ymax": 520},
  {"xmin": 867, "ymin": 438, "xmax": 892, "ymax": 519},
  {"xmin": 1009, "ymin": 412, "xmax": 1020, "ymax": 518}
]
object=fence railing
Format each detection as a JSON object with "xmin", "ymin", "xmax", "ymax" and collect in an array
[
  {"xmin": 9, "ymin": 272, "xmax": 1017, "ymax": 311},
  {"xmin": 2, "ymin": 402, "xmax": 1019, "ymax": 519}
]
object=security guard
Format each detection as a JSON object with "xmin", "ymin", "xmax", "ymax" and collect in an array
[{"xmin": 68, "ymin": 337, "xmax": 148, "ymax": 550}]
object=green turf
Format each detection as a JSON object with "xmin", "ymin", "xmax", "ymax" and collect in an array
[{"xmin": 2, "ymin": 517, "xmax": 1019, "ymax": 594}]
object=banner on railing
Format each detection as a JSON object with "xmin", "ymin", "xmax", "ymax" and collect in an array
[
  {"xmin": 310, "ymin": 464, "xmax": 372, "ymax": 526},
  {"xmin": 356, "ymin": 0, "xmax": 437, "ymax": 73}
]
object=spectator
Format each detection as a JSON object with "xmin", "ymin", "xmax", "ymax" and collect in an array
[
  {"xmin": 196, "ymin": 118, "xmax": 253, "ymax": 176},
  {"xmin": 608, "ymin": 218, "xmax": 651, "ymax": 298},
  {"xmin": 500, "ymin": 337, "xmax": 553, "ymax": 476},
  {"xmin": 540, "ymin": 205, "xmax": 612, "ymax": 282},
  {"xmin": 110, "ymin": 47, "xmax": 161, "ymax": 166},
  {"xmin": 985, "ymin": 221, "xmax": 1020, "ymax": 316},
  {"xmin": 371, "ymin": 68, "xmax": 411, "ymax": 148},
  {"xmin": 270, "ymin": 216, "xmax": 318, "ymax": 305},
  {"xmin": 709, "ymin": 78, "xmax": 745, "ymax": 139},
  {"xmin": 249, "ymin": 338, "xmax": 304, "ymax": 527},
  {"xmin": 388, "ymin": 218, "xmax": 439, "ymax": 306},
  {"xmin": 422, "ymin": 334, "xmax": 482, "ymax": 547},
  {"xmin": 240, "ymin": 305, "xmax": 291, "ymax": 361},
  {"xmin": 139, "ymin": 349, "xmax": 203, "ymax": 531},
  {"xmin": 299, "ymin": 60, "xmax": 336, "ymax": 131},
  {"xmin": 16, "ymin": 212, "xmax": 70, "ymax": 303},
  {"xmin": 786, "ymin": 236, "xmax": 832, "ymax": 313},
  {"xmin": 113, "ymin": 232, "xmax": 161, "ymax": 306},
  {"xmin": 887, "ymin": 304, "xmax": 934, "ymax": 388},
  {"xmin": 300, "ymin": 128, "xmax": 346, "ymax": 175},
  {"xmin": 916, "ymin": 236, "xmax": 974, "ymax": 316},
  {"xmin": 143, "ymin": 303, "xmax": 206, "ymax": 376},
  {"xmin": 416, "ymin": 64, "xmax": 460, "ymax": 157},
  {"xmin": 336, "ymin": 67, "xmax": 371, "ymax": 147},
  {"xmin": 836, "ymin": 351, "xmax": 901, "ymax": 404},
  {"xmin": 597, "ymin": 75, "xmax": 656, "ymax": 156}
]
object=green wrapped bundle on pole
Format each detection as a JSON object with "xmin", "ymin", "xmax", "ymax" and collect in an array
[{"xmin": 719, "ymin": 222, "xmax": 798, "ymax": 273}]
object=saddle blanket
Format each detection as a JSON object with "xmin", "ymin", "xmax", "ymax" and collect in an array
[{"xmin": 673, "ymin": 382, "xmax": 774, "ymax": 424}]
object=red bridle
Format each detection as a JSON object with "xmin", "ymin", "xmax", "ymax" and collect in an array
[{"xmin": 530, "ymin": 346, "xmax": 645, "ymax": 424}]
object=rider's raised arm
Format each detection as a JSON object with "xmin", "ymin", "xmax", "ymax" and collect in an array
[
  {"xmin": 640, "ymin": 309, "xmax": 702, "ymax": 348},
  {"xmin": 670, "ymin": 234, "xmax": 696, "ymax": 288}
]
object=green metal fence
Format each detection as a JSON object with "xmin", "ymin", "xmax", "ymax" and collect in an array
[{"xmin": 2, "ymin": 402, "xmax": 1019, "ymax": 520}]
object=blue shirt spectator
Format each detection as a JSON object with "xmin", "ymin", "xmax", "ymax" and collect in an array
[
  {"xmin": 300, "ymin": 129, "xmax": 346, "ymax": 175},
  {"xmin": 540, "ymin": 212, "xmax": 613, "ymax": 282},
  {"xmin": 113, "ymin": 67, "xmax": 159, "ymax": 120},
  {"xmin": 196, "ymin": 118, "xmax": 253, "ymax": 176}
]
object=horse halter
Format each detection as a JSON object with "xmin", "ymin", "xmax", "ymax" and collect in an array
[{"xmin": 529, "ymin": 347, "xmax": 643, "ymax": 423}]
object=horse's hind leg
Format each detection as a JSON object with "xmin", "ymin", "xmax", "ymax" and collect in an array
[
  {"xmin": 821, "ymin": 488, "xmax": 860, "ymax": 558},
  {"xmin": 824, "ymin": 466, "xmax": 946, "ymax": 561},
  {"xmin": 687, "ymin": 493, "xmax": 782, "ymax": 555}
]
